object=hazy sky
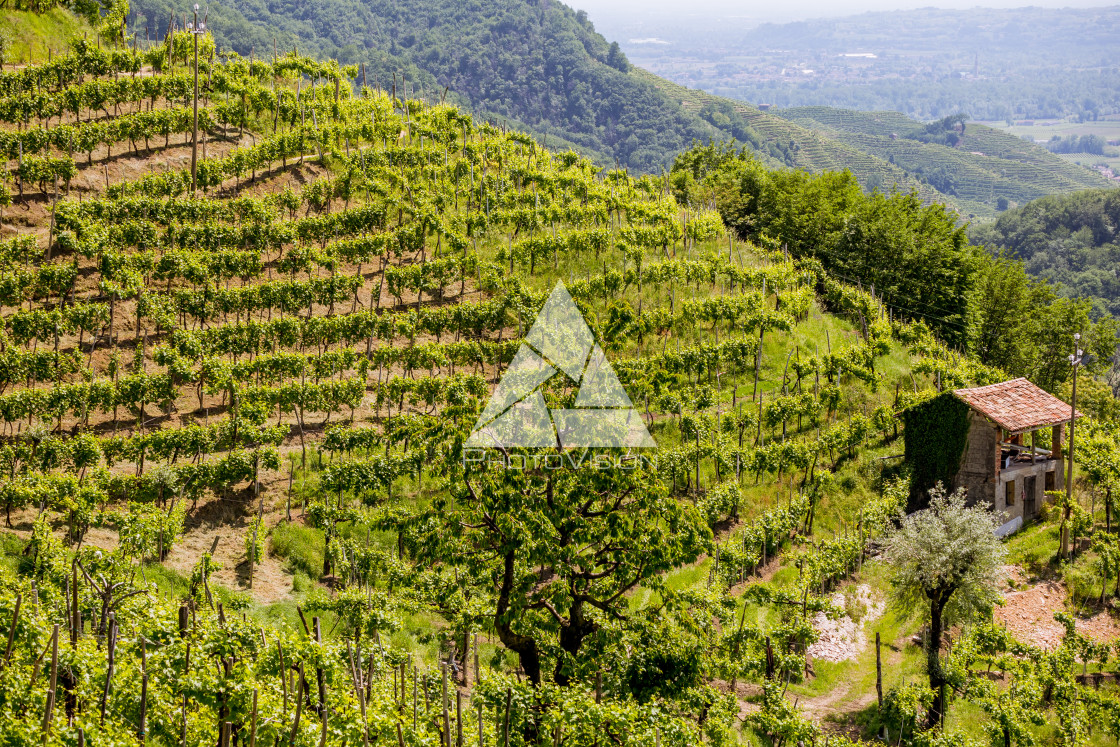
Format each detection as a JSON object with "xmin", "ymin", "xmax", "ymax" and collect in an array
[{"xmin": 572, "ymin": 0, "xmax": 1120, "ymax": 24}]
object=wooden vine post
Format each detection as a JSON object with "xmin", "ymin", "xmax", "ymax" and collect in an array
[
  {"xmin": 249, "ymin": 689, "xmax": 259, "ymax": 747},
  {"xmin": 2, "ymin": 593, "xmax": 21, "ymax": 667},
  {"xmin": 138, "ymin": 673, "xmax": 148, "ymax": 745},
  {"xmin": 289, "ymin": 664, "xmax": 305, "ymax": 745},
  {"xmin": 441, "ymin": 664, "xmax": 451, "ymax": 747},
  {"xmin": 876, "ymin": 631, "xmax": 883, "ymax": 711},
  {"xmin": 250, "ymin": 449, "xmax": 262, "ymax": 589},
  {"xmin": 503, "ymin": 688, "xmax": 512, "ymax": 747},
  {"xmin": 99, "ymin": 615, "xmax": 117, "ymax": 724},
  {"xmin": 41, "ymin": 625, "xmax": 58, "ymax": 743}
]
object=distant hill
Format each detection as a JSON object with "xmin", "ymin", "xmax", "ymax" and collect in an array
[
  {"xmin": 740, "ymin": 6, "xmax": 1120, "ymax": 71},
  {"xmin": 775, "ymin": 107, "xmax": 1114, "ymax": 220},
  {"xmin": 636, "ymin": 71, "xmax": 936, "ymax": 195},
  {"xmin": 127, "ymin": 0, "xmax": 759, "ymax": 172},
  {"xmin": 971, "ymin": 189, "xmax": 1120, "ymax": 318},
  {"xmin": 639, "ymin": 75, "xmax": 1113, "ymax": 220},
  {"xmin": 127, "ymin": 0, "xmax": 1115, "ymax": 217}
]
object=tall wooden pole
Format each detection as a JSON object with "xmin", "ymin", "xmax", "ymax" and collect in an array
[
  {"xmin": 875, "ymin": 631, "xmax": 883, "ymax": 710},
  {"xmin": 190, "ymin": 6, "xmax": 199, "ymax": 194},
  {"xmin": 1067, "ymin": 355, "xmax": 1079, "ymax": 509}
]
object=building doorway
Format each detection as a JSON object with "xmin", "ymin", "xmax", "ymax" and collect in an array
[{"xmin": 1024, "ymin": 475, "xmax": 1037, "ymax": 520}]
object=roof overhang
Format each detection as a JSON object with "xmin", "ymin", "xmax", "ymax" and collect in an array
[{"xmin": 952, "ymin": 377, "xmax": 1082, "ymax": 435}]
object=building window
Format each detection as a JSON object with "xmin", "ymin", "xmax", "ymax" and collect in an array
[
  {"xmin": 1045, "ymin": 471, "xmax": 1055, "ymax": 492},
  {"xmin": 1005, "ymin": 480, "xmax": 1015, "ymax": 506}
]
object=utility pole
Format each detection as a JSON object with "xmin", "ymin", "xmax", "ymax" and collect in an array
[
  {"xmin": 187, "ymin": 5, "xmax": 206, "ymax": 194},
  {"xmin": 1063, "ymin": 333, "xmax": 1091, "ymax": 558}
]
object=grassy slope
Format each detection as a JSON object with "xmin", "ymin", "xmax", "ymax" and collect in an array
[{"xmin": 0, "ymin": 7, "xmax": 92, "ymax": 63}]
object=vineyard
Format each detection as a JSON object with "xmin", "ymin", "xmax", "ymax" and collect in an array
[
  {"xmin": 0, "ymin": 16, "xmax": 1118, "ymax": 747},
  {"xmin": 774, "ymin": 108, "xmax": 1113, "ymax": 218},
  {"xmin": 633, "ymin": 70, "xmax": 941, "ymax": 205}
]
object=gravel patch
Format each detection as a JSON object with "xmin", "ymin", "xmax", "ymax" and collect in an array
[{"xmin": 808, "ymin": 584, "xmax": 886, "ymax": 663}]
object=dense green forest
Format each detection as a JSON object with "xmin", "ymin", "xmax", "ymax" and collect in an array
[
  {"xmin": 972, "ymin": 189, "xmax": 1120, "ymax": 319},
  {"xmin": 671, "ymin": 142, "xmax": 1120, "ymax": 394},
  {"xmin": 126, "ymin": 0, "xmax": 763, "ymax": 171}
]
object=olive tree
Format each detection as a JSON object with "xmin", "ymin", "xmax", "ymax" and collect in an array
[{"xmin": 884, "ymin": 483, "xmax": 1006, "ymax": 729}]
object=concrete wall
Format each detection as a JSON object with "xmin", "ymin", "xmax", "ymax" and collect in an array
[
  {"xmin": 951, "ymin": 410, "xmax": 1065, "ymax": 524},
  {"xmin": 995, "ymin": 460, "xmax": 1063, "ymax": 523},
  {"xmin": 954, "ymin": 410, "xmax": 1000, "ymax": 506}
]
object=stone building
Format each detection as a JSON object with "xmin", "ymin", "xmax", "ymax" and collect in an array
[{"xmin": 903, "ymin": 378, "xmax": 1079, "ymax": 535}]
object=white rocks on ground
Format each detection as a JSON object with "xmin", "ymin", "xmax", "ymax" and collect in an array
[{"xmin": 807, "ymin": 584, "xmax": 886, "ymax": 663}]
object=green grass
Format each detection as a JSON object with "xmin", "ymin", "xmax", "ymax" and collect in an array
[
  {"xmin": 140, "ymin": 559, "xmax": 256, "ymax": 612},
  {"xmin": 0, "ymin": 531, "xmax": 25, "ymax": 575},
  {"xmin": 269, "ymin": 521, "xmax": 325, "ymax": 581},
  {"xmin": 1004, "ymin": 518, "xmax": 1060, "ymax": 579},
  {"xmin": 628, "ymin": 557, "xmax": 712, "ymax": 613},
  {"xmin": 0, "ymin": 8, "xmax": 91, "ymax": 65},
  {"xmin": 1063, "ymin": 551, "xmax": 1109, "ymax": 611}
]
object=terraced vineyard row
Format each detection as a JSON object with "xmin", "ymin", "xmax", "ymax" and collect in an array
[{"xmin": 775, "ymin": 107, "xmax": 1113, "ymax": 218}]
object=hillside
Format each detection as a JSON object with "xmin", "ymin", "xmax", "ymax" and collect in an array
[
  {"xmin": 639, "ymin": 74, "xmax": 1117, "ymax": 220},
  {"xmin": 127, "ymin": 0, "xmax": 749, "ymax": 171},
  {"xmin": 0, "ymin": 17, "xmax": 976, "ymax": 746},
  {"xmin": 638, "ymin": 71, "xmax": 938, "ymax": 198},
  {"xmin": 777, "ymin": 107, "xmax": 1116, "ymax": 219},
  {"xmin": 0, "ymin": 6, "xmax": 91, "ymax": 59},
  {"xmin": 119, "ymin": 0, "xmax": 1113, "ymax": 220},
  {"xmin": 971, "ymin": 188, "xmax": 1120, "ymax": 318},
  {"xmin": 1, "ymin": 10, "xmax": 1119, "ymax": 747}
]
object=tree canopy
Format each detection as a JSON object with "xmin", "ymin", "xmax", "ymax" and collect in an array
[
  {"xmin": 420, "ymin": 461, "xmax": 709, "ymax": 689},
  {"xmin": 884, "ymin": 484, "xmax": 1006, "ymax": 727},
  {"xmin": 672, "ymin": 142, "xmax": 1120, "ymax": 386},
  {"xmin": 972, "ymin": 188, "xmax": 1120, "ymax": 318}
]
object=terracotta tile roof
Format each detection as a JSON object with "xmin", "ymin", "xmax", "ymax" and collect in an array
[{"xmin": 953, "ymin": 378, "xmax": 1081, "ymax": 434}]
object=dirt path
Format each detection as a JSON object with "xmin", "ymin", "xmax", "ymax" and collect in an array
[
  {"xmin": 799, "ymin": 681, "xmax": 880, "ymax": 727},
  {"xmin": 160, "ymin": 485, "xmax": 296, "ymax": 605},
  {"xmin": 797, "ymin": 637, "xmax": 901, "ymax": 733}
]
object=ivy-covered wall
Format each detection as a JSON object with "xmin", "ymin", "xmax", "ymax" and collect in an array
[{"xmin": 902, "ymin": 392, "xmax": 972, "ymax": 512}]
